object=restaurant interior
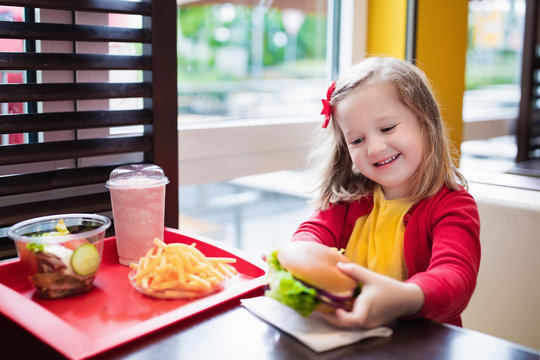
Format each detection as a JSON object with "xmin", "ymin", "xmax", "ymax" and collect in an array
[{"xmin": 0, "ymin": 0, "xmax": 539, "ymax": 358}]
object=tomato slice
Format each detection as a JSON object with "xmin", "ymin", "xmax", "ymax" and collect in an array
[{"xmin": 63, "ymin": 238, "xmax": 89, "ymax": 250}]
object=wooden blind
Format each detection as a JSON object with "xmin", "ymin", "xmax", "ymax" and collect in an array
[
  {"xmin": 517, "ymin": 0, "xmax": 540, "ymax": 163},
  {"xmin": 0, "ymin": 0, "xmax": 178, "ymax": 259}
]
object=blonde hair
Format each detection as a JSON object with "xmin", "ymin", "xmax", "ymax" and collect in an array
[{"xmin": 311, "ymin": 56, "xmax": 467, "ymax": 210}]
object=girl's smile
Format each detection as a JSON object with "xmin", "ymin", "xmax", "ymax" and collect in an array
[
  {"xmin": 374, "ymin": 153, "xmax": 400, "ymax": 167},
  {"xmin": 335, "ymin": 83, "xmax": 424, "ymax": 200}
]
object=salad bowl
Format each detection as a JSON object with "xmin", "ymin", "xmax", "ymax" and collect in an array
[{"xmin": 8, "ymin": 213, "xmax": 111, "ymax": 298}]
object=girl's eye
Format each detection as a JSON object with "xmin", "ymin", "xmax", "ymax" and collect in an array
[
  {"xmin": 350, "ymin": 137, "xmax": 364, "ymax": 145},
  {"xmin": 381, "ymin": 125, "xmax": 397, "ymax": 133}
]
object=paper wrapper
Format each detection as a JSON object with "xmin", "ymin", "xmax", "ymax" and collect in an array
[{"xmin": 241, "ymin": 296, "xmax": 393, "ymax": 352}]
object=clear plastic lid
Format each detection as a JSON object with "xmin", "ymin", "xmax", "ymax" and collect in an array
[{"xmin": 105, "ymin": 164, "xmax": 169, "ymax": 189}]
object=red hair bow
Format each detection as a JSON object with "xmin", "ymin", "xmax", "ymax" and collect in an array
[{"xmin": 320, "ymin": 81, "xmax": 336, "ymax": 128}]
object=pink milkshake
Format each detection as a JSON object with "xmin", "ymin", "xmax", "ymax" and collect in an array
[{"xmin": 106, "ymin": 164, "xmax": 169, "ymax": 266}]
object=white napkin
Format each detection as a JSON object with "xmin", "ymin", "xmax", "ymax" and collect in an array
[{"xmin": 241, "ymin": 296, "xmax": 393, "ymax": 352}]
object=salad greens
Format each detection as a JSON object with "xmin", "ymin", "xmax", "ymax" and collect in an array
[
  {"xmin": 264, "ymin": 250, "xmax": 319, "ymax": 317},
  {"xmin": 26, "ymin": 242, "xmax": 45, "ymax": 253}
]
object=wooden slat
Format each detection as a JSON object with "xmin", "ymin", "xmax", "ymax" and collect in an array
[
  {"xmin": 532, "ymin": 117, "xmax": 540, "ymax": 135},
  {"xmin": 0, "ymin": 137, "xmax": 152, "ymax": 165},
  {"xmin": 0, "ymin": 109, "xmax": 152, "ymax": 134},
  {"xmin": 0, "ymin": 192, "xmax": 113, "ymax": 228},
  {"xmin": 0, "ymin": 0, "xmax": 152, "ymax": 16},
  {"xmin": 0, "ymin": 83, "xmax": 152, "ymax": 102},
  {"xmin": 0, "ymin": 53, "xmax": 152, "ymax": 71},
  {"xmin": 0, "ymin": 165, "xmax": 122, "ymax": 196},
  {"xmin": 0, "ymin": 21, "xmax": 151, "ymax": 43}
]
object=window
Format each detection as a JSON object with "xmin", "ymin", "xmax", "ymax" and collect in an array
[
  {"xmin": 461, "ymin": 0, "xmax": 526, "ymax": 173},
  {"xmin": 176, "ymin": 0, "xmax": 363, "ymax": 252},
  {"xmin": 178, "ymin": 2, "xmax": 328, "ymax": 124},
  {"xmin": 177, "ymin": 0, "xmax": 336, "ymax": 186},
  {"xmin": 0, "ymin": 6, "xmax": 27, "ymax": 145}
]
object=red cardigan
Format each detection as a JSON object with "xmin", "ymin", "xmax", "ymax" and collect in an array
[{"xmin": 291, "ymin": 186, "xmax": 481, "ymax": 326}]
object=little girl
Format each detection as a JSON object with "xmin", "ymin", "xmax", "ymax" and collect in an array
[{"xmin": 292, "ymin": 56, "xmax": 480, "ymax": 328}]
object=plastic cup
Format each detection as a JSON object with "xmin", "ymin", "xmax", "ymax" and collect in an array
[{"xmin": 106, "ymin": 164, "xmax": 169, "ymax": 266}]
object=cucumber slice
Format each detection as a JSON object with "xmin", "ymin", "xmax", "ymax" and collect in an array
[{"xmin": 71, "ymin": 243, "xmax": 100, "ymax": 276}]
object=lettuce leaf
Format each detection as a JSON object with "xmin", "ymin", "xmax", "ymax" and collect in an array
[
  {"xmin": 27, "ymin": 242, "xmax": 45, "ymax": 253},
  {"xmin": 265, "ymin": 250, "xmax": 319, "ymax": 317}
]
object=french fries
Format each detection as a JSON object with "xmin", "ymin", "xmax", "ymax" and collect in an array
[{"xmin": 129, "ymin": 238, "xmax": 238, "ymax": 299}]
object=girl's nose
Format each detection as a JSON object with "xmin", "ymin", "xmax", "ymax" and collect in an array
[{"xmin": 367, "ymin": 137, "xmax": 387, "ymax": 156}]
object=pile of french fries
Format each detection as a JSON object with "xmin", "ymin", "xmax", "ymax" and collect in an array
[{"xmin": 130, "ymin": 238, "xmax": 238, "ymax": 298}]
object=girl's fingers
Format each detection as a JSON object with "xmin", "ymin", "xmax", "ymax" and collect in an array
[
  {"xmin": 337, "ymin": 262, "xmax": 373, "ymax": 283},
  {"xmin": 320, "ymin": 305, "xmax": 370, "ymax": 328},
  {"xmin": 319, "ymin": 312, "xmax": 344, "ymax": 327},
  {"xmin": 320, "ymin": 308, "xmax": 363, "ymax": 328},
  {"xmin": 335, "ymin": 307, "xmax": 369, "ymax": 327}
]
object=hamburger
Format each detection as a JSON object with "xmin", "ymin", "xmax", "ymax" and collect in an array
[{"xmin": 265, "ymin": 241, "xmax": 361, "ymax": 317}]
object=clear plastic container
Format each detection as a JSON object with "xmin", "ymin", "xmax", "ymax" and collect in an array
[
  {"xmin": 8, "ymin": 213, "xmax": 111, "ymax": 298},
  {"xmin": 106, "ymin": 164, "xmax": 169, "ymax": 265}
]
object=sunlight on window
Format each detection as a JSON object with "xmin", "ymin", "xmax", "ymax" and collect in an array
[
  {"xmin": 0, "ymin": 5, "xmax": 27, "ymax": 145},
  {"xmin": 461, "ymin": 0, "xmax": 525, "ymax": 172},
  {"xmin": 108, "ymin": 13, "xmax": 144, "ymax": 134},
  {"xmin": 177, "ymin": 1, "xmax": 330, "ymax": 253},
  {"xmin": 177, "ymin": 1, "xmax": 328, "ymax": 124}
]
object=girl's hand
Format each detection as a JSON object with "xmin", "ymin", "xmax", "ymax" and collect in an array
[{"xmin": 321, "ymin": 262, "xmax": 425, "ymax": 329}]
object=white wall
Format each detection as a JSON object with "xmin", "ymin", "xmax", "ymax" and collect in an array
[{"xmin": 462, "ymin": 182, "xmax": 540, "ymax": 350}]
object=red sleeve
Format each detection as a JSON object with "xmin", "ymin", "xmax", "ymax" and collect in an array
[
  {"xmin": 291, "ymin": 202, "xmax": 352, "ymax": 250},
  {"xmin": 405, "ymin": 189, "xmax": 481, "ymax": 325}
]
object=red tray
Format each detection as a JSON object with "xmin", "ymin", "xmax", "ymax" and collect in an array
[{"xmin": 0, "ymin": 228, "xmax": 267, "ymax": 359}]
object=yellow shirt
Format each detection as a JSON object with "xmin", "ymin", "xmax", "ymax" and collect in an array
[{"xmin": 344, "ymin": 186, "xmax": 414, "ymax": 281}]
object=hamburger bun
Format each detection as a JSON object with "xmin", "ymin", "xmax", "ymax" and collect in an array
[{"xmin": 277, "ymin": 241, "xmax": 357, "ymax": 295}]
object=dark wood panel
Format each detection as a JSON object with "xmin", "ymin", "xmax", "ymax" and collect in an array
[
  {"xmin": 517, "ymin": 0, "xmax": 540, "ymax": 162},
  {"xmin": 0, "ymin": 136, "xmax": 152, "ymax": 165},
  {"xmin": 0, "ymin": 192, "xmax": 112, "ymax": 228},
  {"xmin": 0, "ymin": 52, "xmax": 152, "ymax": 71},
  {"xmin": 151, "ymin": 0, "xmax": 179, "ymax": 229},
  {"xmin": 0, "ymin": 237, "xmax": 17, "ymax": 260},
  {"xmin": 0, "ymin": 109, "xmax": 152, "ymax": 134},
  {"xmin": 0, "ymin": 0, "xmax": 152, "ymax": 15},
  {"xmin": 0, "ymin": 82, "xmax": 152, "ymax": 102},
  {"xmin": 0, "ymin": 165, "xmax": 122, "ymax": 196},
  {"xmin": 0, "ymin": 21, "xmax": 151, "ymax": 43}
]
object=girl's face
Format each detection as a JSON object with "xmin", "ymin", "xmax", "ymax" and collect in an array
[{"xmin": 335, "ymin": 83, "xmax": 424, "ymax": 200}]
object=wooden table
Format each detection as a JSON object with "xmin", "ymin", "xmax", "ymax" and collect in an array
[{"xmin": 1, "ymin": 289, "xmax": 538, "ymax": 360}]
